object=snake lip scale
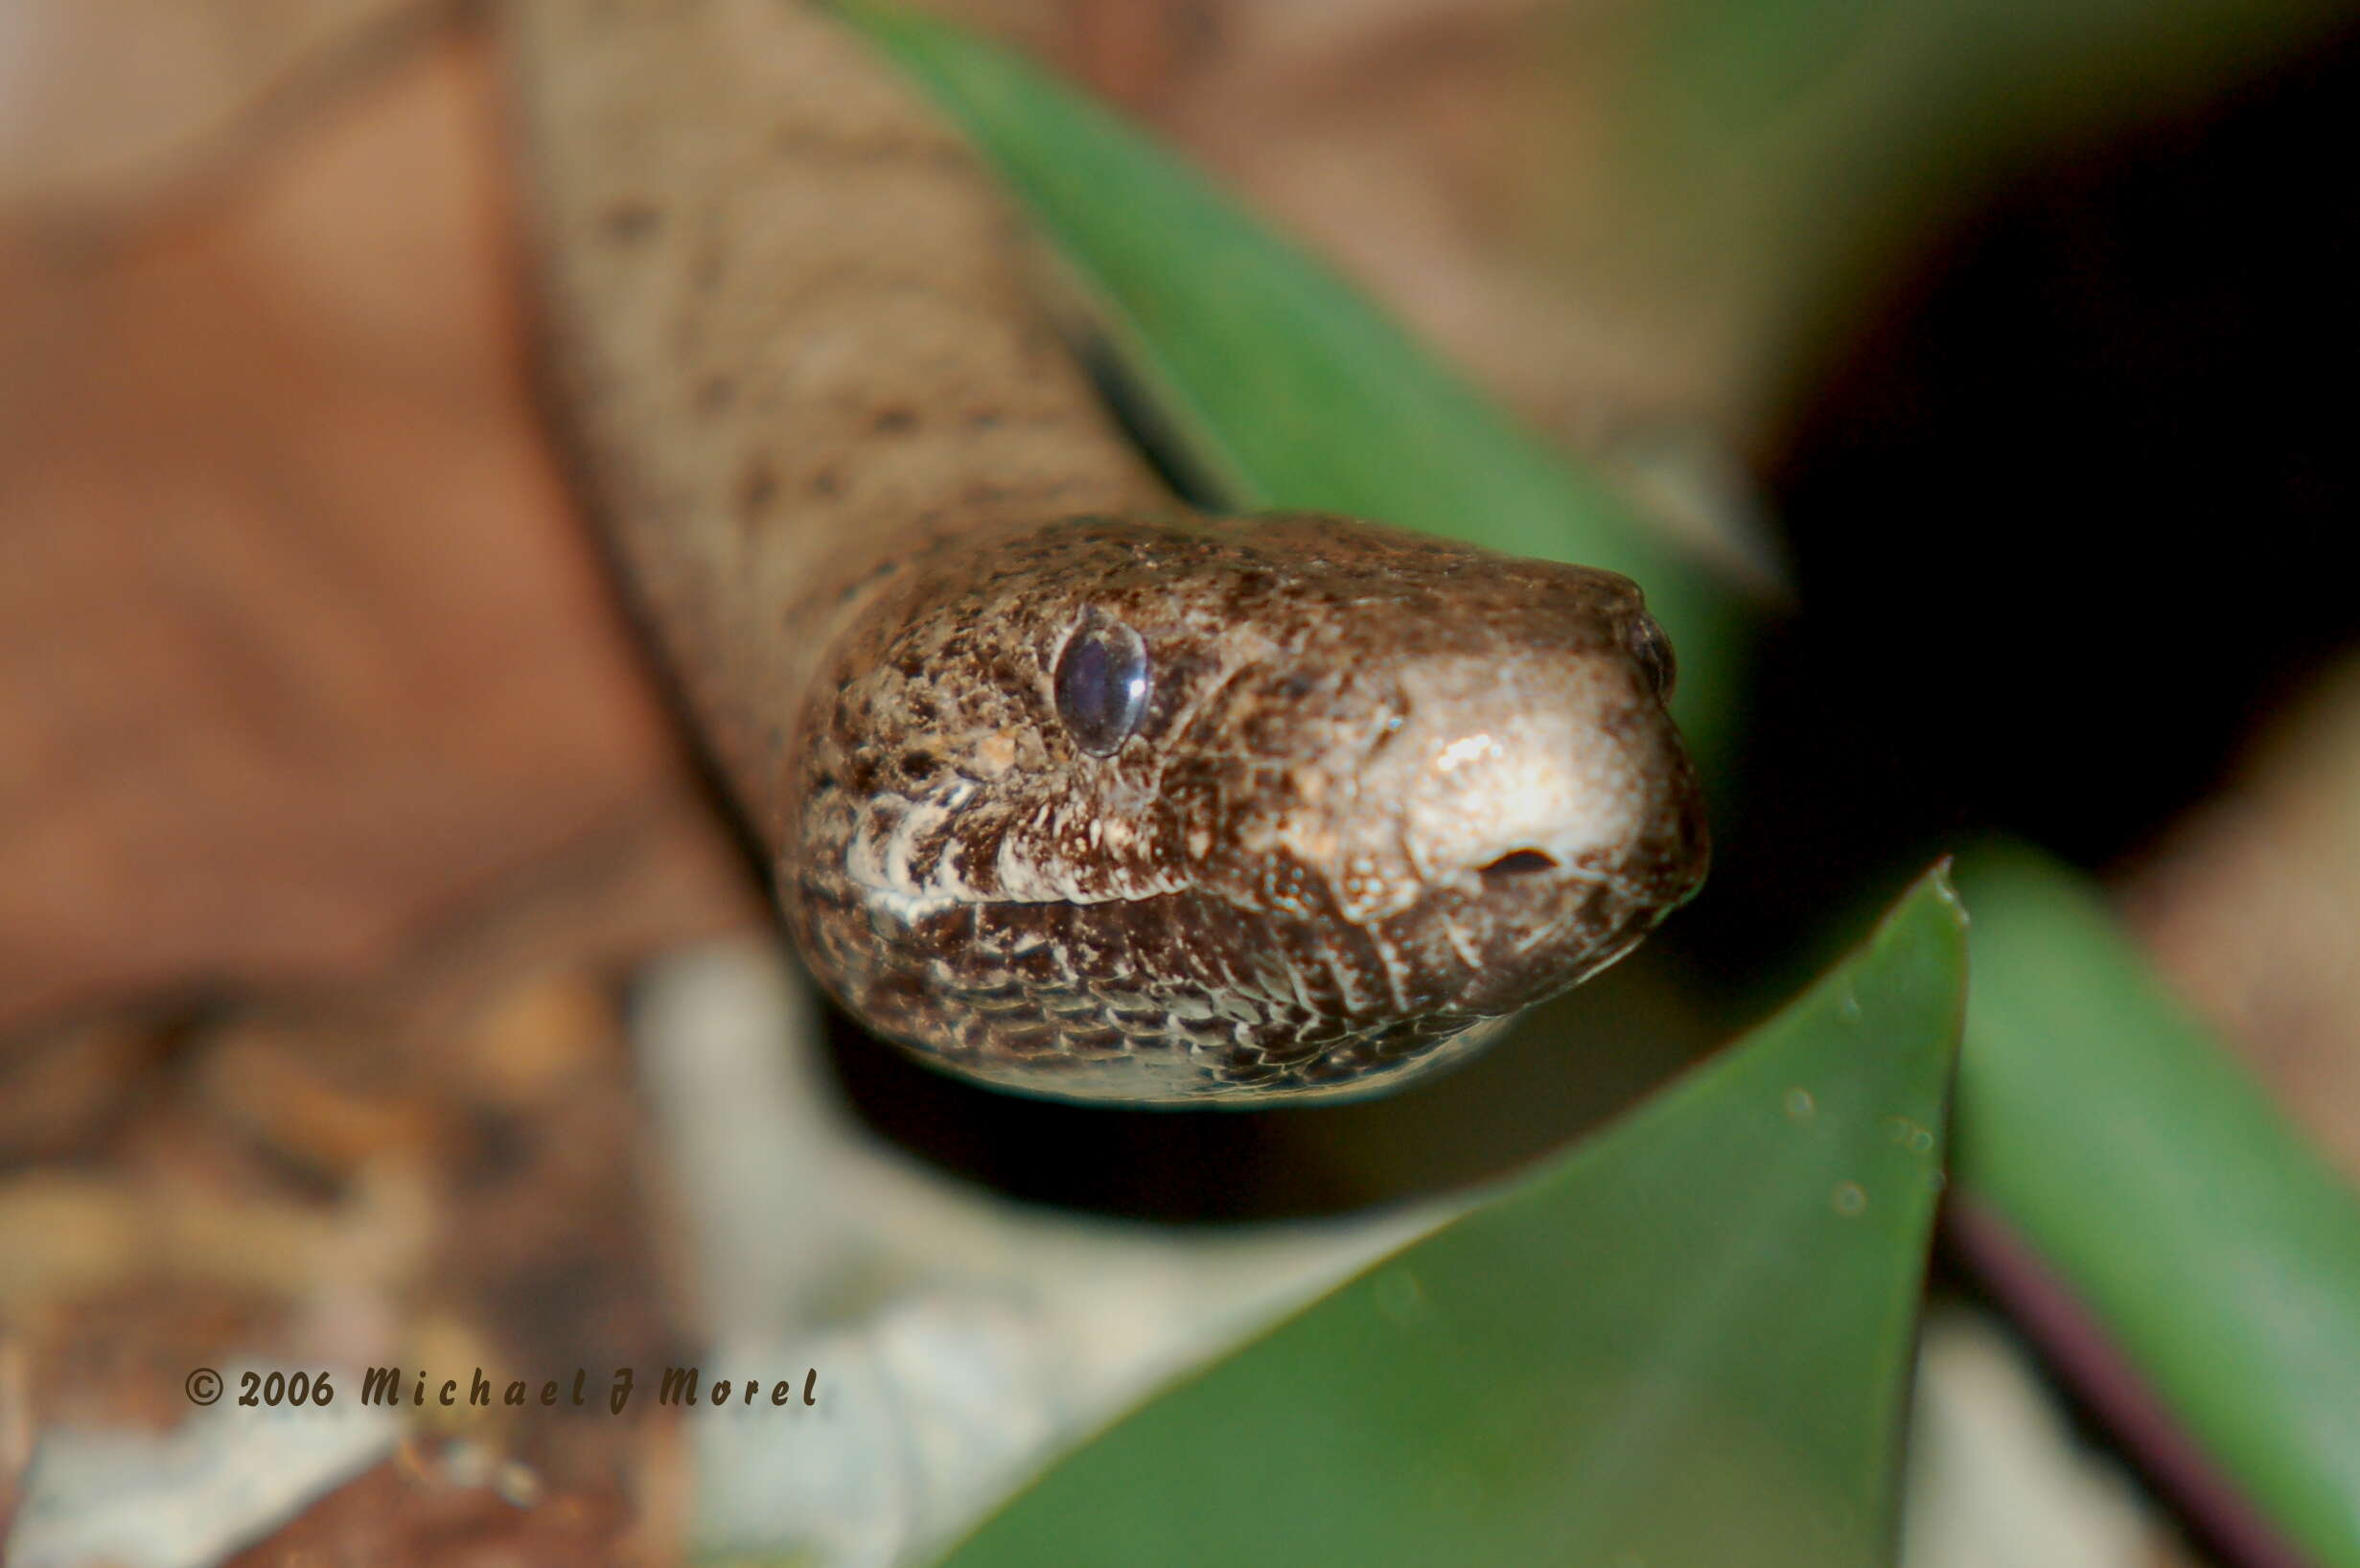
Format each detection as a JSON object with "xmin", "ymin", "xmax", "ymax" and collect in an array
[{"xmin": 510, "ymin": 0, "xmax": 1709, "ymax": 1104}]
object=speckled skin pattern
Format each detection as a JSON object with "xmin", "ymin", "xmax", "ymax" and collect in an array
[
  {"xmin": 508, "ymin": 0, "xmax": 1707, "ymax": 1102},
  {"xmin": 792, "ymin": 514, "xmax": 1705, "ymax": 1101}
]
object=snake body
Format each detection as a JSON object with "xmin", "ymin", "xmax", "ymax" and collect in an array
[{"xmin": 507, "ymin": 0, "xmax": 1708, "ymax": 1103}]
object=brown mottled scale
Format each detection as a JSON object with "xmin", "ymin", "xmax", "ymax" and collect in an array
[{"xmin": 506, "ymin": 0, "xmax": 1709, "ymax": 1104}]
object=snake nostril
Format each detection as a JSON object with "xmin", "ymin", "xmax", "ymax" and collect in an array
[{"xmin": 1478, "ymin": 848, "xmax": 1558, "ymax": 882}]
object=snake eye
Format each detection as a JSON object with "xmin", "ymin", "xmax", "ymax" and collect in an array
[
  {"xmin": 1627, "ymin": 614, "xmax": 1677, "ymax": 703},
  {"xmin": 1054, "ymin": 612, "xmax": 1151, "ymax": 756}
]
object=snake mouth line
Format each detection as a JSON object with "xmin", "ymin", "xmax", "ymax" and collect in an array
[
  {"xmin": 847, "ymin": 877, "xmax": 1196, "ymax": 925},
  {"xmin": 851, "ymin": 848, "xmax": 1630, "ymax": 929}
]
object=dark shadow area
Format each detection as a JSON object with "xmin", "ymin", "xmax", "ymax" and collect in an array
[
  {"xmin": 1691, "ymin": 16, "xmax": 2360, "ymax": 978},
  {"xmin": 1075, "ymin": 334, "xmax": 1234, "ymax": 512}
]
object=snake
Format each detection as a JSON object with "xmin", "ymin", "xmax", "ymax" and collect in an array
[{"xmin": 503, "ymin": 0, "xmax": 1708, "ymax": 1104}]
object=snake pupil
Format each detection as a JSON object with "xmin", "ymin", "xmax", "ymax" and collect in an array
[{"xmin": 1053, "ymin": 613, "xmax": 1151, "ymax": 756}]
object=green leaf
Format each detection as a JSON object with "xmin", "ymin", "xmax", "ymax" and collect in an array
[
  {"xmin": 922, "ymin": 872, "xmax": 1963, "ymax": 1568},
  {"xmin": 836, "ymin": 0, "xmax": 1749, "ymax": 762},
  {"xmin": 1954, "ymin": 844, "xmax": 2360, "ymax": 1567}
]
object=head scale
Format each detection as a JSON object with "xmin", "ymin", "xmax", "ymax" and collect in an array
[{"xmin": 785, "ymin": 512, "xmax": 1708, "ymax": 1103}]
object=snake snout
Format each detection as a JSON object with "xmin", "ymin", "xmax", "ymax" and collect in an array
[
  {"xmin": 1391, "ymin": 663, "xmax": 1686, "ymax": 888},
  {"xmin": 1369, "ymin": 641, "xmax": 1708, "ymax": 1013}
]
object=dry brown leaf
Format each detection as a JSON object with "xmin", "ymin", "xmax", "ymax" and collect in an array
[
  {"xmin": 0, "ymin": 35, "xmax": 752, "ymax": 1035},
  {"xmin": 220, "ymin": 1446, "xmax": 647, "ymax": 1568},
  {"xmin": 0, "ymin": 0, "xmax": 435, "ymax": 222}
]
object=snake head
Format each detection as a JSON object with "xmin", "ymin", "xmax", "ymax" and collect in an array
[{"xmin": 786, "ymin": 512, "xmax": 1707, "ymax": 1104}]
